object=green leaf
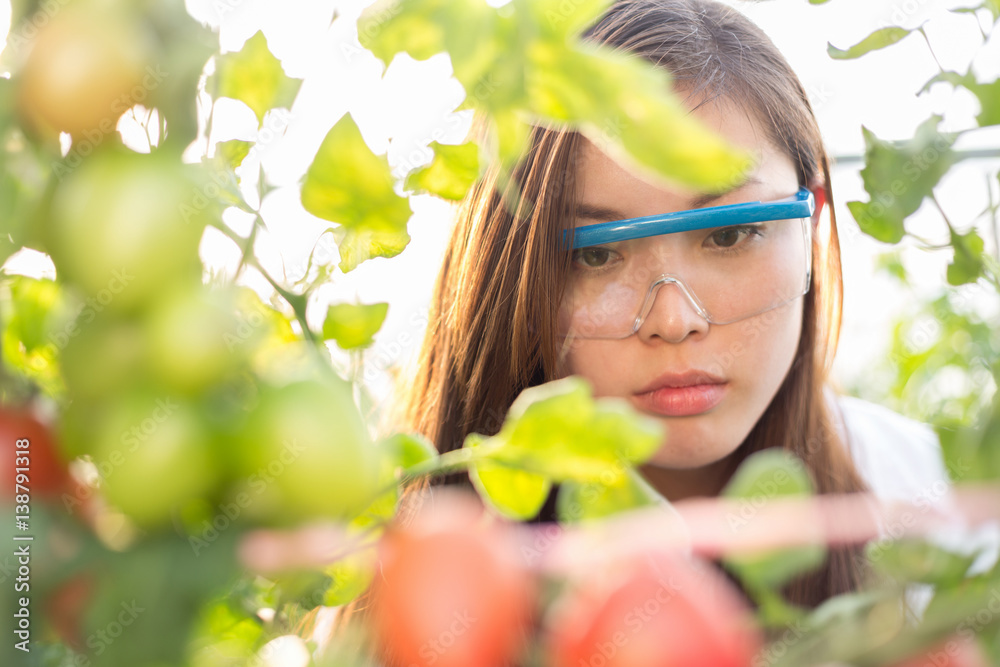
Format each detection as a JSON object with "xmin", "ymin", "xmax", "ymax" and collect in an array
[
  {"xmin": 214, "ymin": 30, "xmax": 303, "ymax": 126},
  {"xmin": 528, "ymin": 42, "xmax": 754, "ymax": 192},
  {"xmin": 302, "ymin": 113, "xmax": 413, "ymax": 236},
  {"xmin": 520, "ymin": 0, "xmax": 615, "ymax": 40},
  {"xmin": 216, "ymin": 139, "xmax": 252, "ymax": 170},
  {"xmin": 946, "ymin": 227, "xmax": 985, "ymax": 285},
  {"xmin": 469, "ymin": 435, "xmax": 552, "ymax": 520},
  {"xmin": 473, "ymin": 376, "xmax": 664, "ymax": 482},
  {"xmin": 324, "ymin": 547, "xmax": 377, "ymax": 607},
  {"xmin": 966, "ymin": 79, "xmax": 1000, "ymax": 127},
  {"xmin": 556, "ymin": 467, "xmax": 663, "ymax": 523},
  {"xmin": 847, "ymin": 117, "xmax": 957, "ymax": 244},
  {"xmin": 722, "ymin": 450, "xmax": 826, "ymax": 591},
  {"xmin": 359, "ymin": 0, "xmax": 503, "ymax": 92},
  {"xmin": 378, "ymin": 433, "xmax": 438, "ymax": 473},
  {"xmin": 332, "ymin": 225, "xmax": 411, "ymax": 273},
  {"xmin": 321, "ymin": 302, "xmax": 389, "ymax": 349},
  {"xmin": 360, "ymin": 0, "xmax": 750, "ymax": 190},
  {"xmin": 828, "ymin": 27, "xmax": 913, "ymax": 60},
  {"xmin": 868, "ymin": 539, "xmax": 981, "ymax": 586},
  {"xmin": 404, "ymin": 141, "xmax": 481, "ymax": 200},
  {"xmin": 952, "ymin": 0, "xmax": 1000, "ymax": 22},
  {"xmin": 874, "ymin": 251, "xmax": 908, "ymax": 283}
]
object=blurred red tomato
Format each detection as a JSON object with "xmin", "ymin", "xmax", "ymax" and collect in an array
[
  {"xmin": 546, "ymin": 550, "xmax": 761, "ymax": 667},
  {"xmin": 44, "ymin": 573, "xmax": 95, "ymax": 650},
  {"xmin": 0, "ymin": 405, "xmax": 71, "ymax": 500},
  {"xmin": 370, "ymin": 489, "xmax": 535, "ymax": 667},
  {"xmin": 16, "ymin": 7, "xmax": 153, "ymax": 139},
  {"xmin": 889, "ymin": 636, "xmax": 989, "ymax": 667}
]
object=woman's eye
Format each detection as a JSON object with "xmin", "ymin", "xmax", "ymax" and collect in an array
[
  {"xmin": 708, "ymin": 225, "xmax": 760, "ymax": 249},
  {"xmin": 575, "ymin": 247, "xmax": 612, "ymax": 268},
  {"xmin": 709, "ymin": 227, "xmax": 743, "ymax": 248}
]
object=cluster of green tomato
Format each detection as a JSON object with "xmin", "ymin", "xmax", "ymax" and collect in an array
[
  {"xmin": 44, "ymin": 147, "xmax": 381, "ymax": 533},
  {"xmin": 10, "ymin": 2, "xmax": 384, "ymax": 533}
]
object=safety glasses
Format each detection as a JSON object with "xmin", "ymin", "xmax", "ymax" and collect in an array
[{"xmin": 558, "ymin": 188, "xmax": 816, "ymax": 340}]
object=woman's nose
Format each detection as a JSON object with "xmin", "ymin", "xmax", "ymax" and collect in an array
[{"xmin": 635, "ymin": 278, "xmax": 710, "ymax": 343}]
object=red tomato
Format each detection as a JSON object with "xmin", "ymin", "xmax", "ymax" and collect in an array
[
  {"xmin": 546, "ymin": 550, "xmax": 761, "ymax": 667},
  {"xmin": 0, "ymin": 405, "xmax": 71, "ymax": 500},
  {"xmin": 44, "ymin": 573, "xmax": 95, "ymax": 650},
  {"xmin": 370, "ymin": 489, "xmax": 536, "ymax": 667},
  {"xmin": 889, "ymin": 636, "xmax": 989, "ymax": 667}
]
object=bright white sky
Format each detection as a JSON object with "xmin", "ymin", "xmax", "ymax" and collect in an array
[{"xmin": 2, "ymin": 0, "xmax": 999, "ymax": 414}]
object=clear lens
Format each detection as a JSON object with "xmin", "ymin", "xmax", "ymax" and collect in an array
[{"xmin": 558, "ymin": 217, "xmax": 812, "ymax": 339}]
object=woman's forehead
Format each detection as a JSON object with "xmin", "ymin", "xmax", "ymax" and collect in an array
[{"xmin": 571, "ymin": 134, "xmax": 799, "ymax": 226}]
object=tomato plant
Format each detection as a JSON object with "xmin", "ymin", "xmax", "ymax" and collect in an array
[{"xmin": 0, "ymin": 0, "xmax": 999, "ymax": 665}]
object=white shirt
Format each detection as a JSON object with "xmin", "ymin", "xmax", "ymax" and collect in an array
[{"xmin": 831, "ymin": 393, "xmax": 1000, "ymax": 616}]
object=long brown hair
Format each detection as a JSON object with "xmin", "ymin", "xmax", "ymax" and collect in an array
[{"xmin": 330, "ymin": 0, "xmax": 871, "ymax": 639}]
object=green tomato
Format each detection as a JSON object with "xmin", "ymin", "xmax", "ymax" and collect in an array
[
  {"xmin": 145, "ymin": 287, "xmax": 245, "ymax": 394},
  {"xmin": 240, "ymin": 378, "xmax": 380, "ymax": 524},
  {"xmin": 60, "ymin": 314, "xmax": 149, "ymax": 401},
  {"xmin": 90, "ymin": 394, "xmax": 219, "ymax": 529},
  {"xmin": 44, "ymin": 148, "xmax": 207, "ymax": 313}
]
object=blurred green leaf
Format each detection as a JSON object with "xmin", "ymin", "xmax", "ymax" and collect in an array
[
  {"xmin": 378, "ymin": 432, "xmax": 438, "ymax": 473},
  {"xmin": 404, "ymin": 141, "xmax": 480, "ymax": 200},
  {"xmin": 468, "ymin": 434, "xmax": 552, "ymax": 520},
  {"xmin": 847, "ymin": 117, "xmax": 957, "ymax": 244},
  {"xmin": 0, "ymin": 277, "xmax": 68, "ymax": 396},
  {"xmin": 965, "ymin": 79, "xmax": 1000, "ymax": 127},
  {"xmin": 82, "ymin": 532, "xmax": 239, "ymax": 667},
  {"xmin": 828, "ymin": 27, "xmax": 913, "ymax": 60},
  {"xmin": 556, "ymin": 467, "xmax": 663, "ymax": 522},
  {"xmin": 216, "ymin": 139, "xmax": 252, "ymax": 171},
  {"xmin": 946, "ymin": 227, "xmax": 985, "ymax": 285},
  {"xmin": 324, "ymin": 547, "xmax": 377, "ymax": 607},
  {"xmin": 722, "ymin": 450, "xmax": 826, "ymax": 591},
  {"xmin": 359, "ymin": 0, "xmax": 503, "ymax": 95},
  {"xmin": 321, "ymin": 302, "xmax": 388, "ymax": 349},
  {"xmin": 331, "ymin": 225, "xmax": 411, "ymax": 273},
  {"xmin": 868, "ymin": 539, "xmax": 981, "ymax": 586},
  {"xmin": 471, "ymin": 376, "xmax": 664, "ymax": 482},
  {"xmin": 874, "ymin": 251, "xmax": 909, "ymax": 283},
  {"xmin": 527, "ymin": 42, "xmax": 754, "ymax": 192},
  {"xmin": 522, "ymin": 0, "xmax": 614, "ymax": 39},
  {"xmin": 952, "ymin": 0, "xmax": 1000, "ymax": 22},
  {"xmin": 360, "ymin": 0, "xmax": 751, "ymax": 190},
  {"xmin": 214, "ymin": 30, "xmax": 302, "ymax": 126}
]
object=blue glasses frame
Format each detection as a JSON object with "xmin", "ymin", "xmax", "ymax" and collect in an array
[{"xmin": 564, "ymin": 187, "xmax": 815, "ymax": 250}]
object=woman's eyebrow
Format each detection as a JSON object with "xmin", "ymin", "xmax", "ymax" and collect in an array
[
  {"xmin": 573, "ymin": 176, "xmax": 765, "ymax": 222},
  {"xmin": 688, "ymin": 175, "xmax": 764, "ymax": 209}
]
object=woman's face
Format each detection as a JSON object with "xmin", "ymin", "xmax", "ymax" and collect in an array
[{"xmin": 558, "ymin": 99, "xmax": 815, "ymax": 481}]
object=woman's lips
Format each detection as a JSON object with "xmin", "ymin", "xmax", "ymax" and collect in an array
[{"xmin": 632, "ymin": 383, "xmax": 728, "ymax": 417}]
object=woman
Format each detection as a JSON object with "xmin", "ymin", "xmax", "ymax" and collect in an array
[{"xmin": 332, "ymin": 0, "xmax": 951, "ymax": 637}]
